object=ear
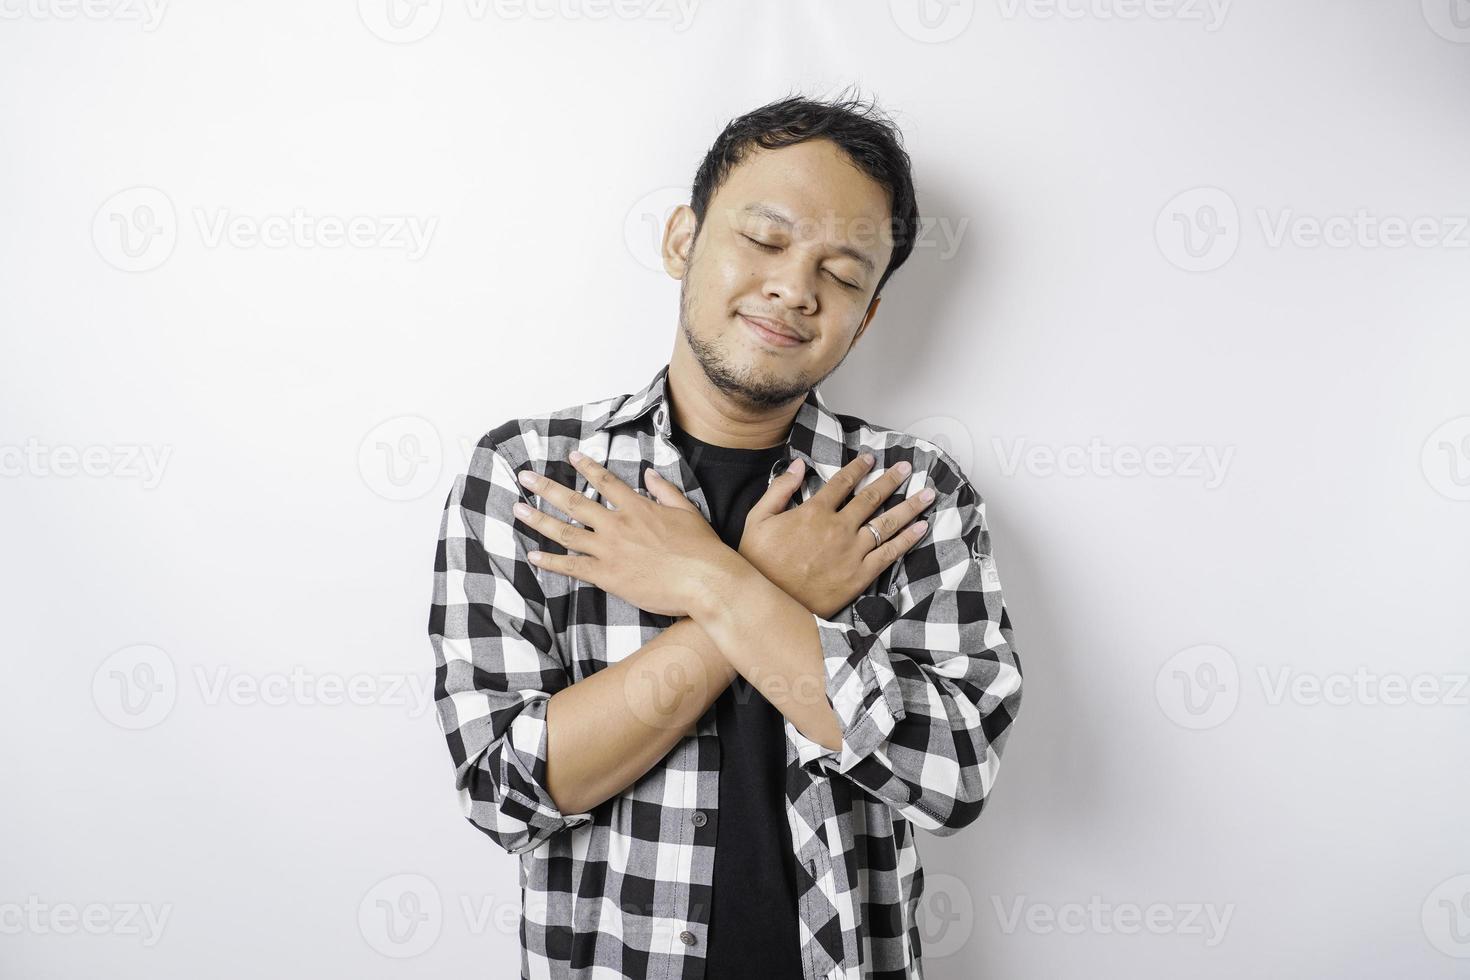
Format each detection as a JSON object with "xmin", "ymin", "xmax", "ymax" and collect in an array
[
  {"xmin": 849, "ymin": 294, "xmax": 882, "ymax": 349},
  {"xmin": 661, "ymin": 204, "xmax": 699, "ymax": 280}
]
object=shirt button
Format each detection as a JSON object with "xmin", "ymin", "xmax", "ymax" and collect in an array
[
  {"xmin": 679, "ymin": 930, "xmax": 697, "ymax": 946},
  {"xmin": 691, "ymin": 810, "xmax": 707, "ymax": 827}
]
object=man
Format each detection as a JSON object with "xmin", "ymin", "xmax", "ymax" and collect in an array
[{"xmin": 428, "ymin": 91, "xmax": 1024, "ymax": 979}]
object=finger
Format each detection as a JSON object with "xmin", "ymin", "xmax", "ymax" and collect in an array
[
  {"xmin": 861, "ymin": 518, "xmax": 929, "ymax": 575},
  {"xmin": 568, "ymin": 450, "xmax": 644, "ymax": 513},
  {"xmin": 807, "ymin": 452, "xmax": 876, "ymax": 509},
  {"xmin": 745, "ymin": 457, "xmax": 804, "ymax": 522},
  {"xmin": 642, "ymin": 468, "xmax": 700, "ymax": 512},
  {"xmin": 861, "ymin": 491, "xmax": 931, "ymax": 544},
  {"xmin": 838, "ymin": 459, "xmax": 913, "ymax": 528},
  {"xmin": 847, "ymin": 473, "xmax": 933, "ymax": 534},
  {"xmin": 513, "ymin": 501, "xmax": 599, "ymax": 556},
  {"xmin": 527, "ymin": 547, "xmax": 597, "ymax": 584},
  {"xmin": 516, "ymin": 465, "xmax": 605, "ymax": 531}
]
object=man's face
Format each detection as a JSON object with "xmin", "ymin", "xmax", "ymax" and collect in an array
[{"xmin": 665, "ymin": 138, "xmax": 893, "ymax": 410}]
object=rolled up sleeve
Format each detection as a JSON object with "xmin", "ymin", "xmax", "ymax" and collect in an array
[
  {"xmin": 785, "ymin": 447, "xmax": 1024, "ymax": 836},
  {"xmin": 428, "ymin": 439, "xmax": 593, "ymax": 856}
]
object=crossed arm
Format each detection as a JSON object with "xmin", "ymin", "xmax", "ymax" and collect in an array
[{"xmin": 428, "ymin": 438, "xmax": 1023, "ymax": 856}]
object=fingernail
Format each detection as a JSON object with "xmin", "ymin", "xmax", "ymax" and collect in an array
[
  {"xmin": 861, "ymin": 452, "xmax": 875, "ymax": 465},
  {"xmin": 921, "ymin": 487, "xmax": 935, "ymax": 502},
  {"xmin": 788, "ymin": 458, "xmax": 803, "ymax": 473},
  {"xmin": 897, "ymin": 460, "xmax": 912, "ymax": 476},
  {"xmin": 569, "ymin": 450, "xmax": 584, "ymax": 462},
  {"xmin": 913, "ymin": 520, "xmax": 928, "ymax": 535},
  {"xmin": 513, "ymin": 502, "xmax": 531, "ymax": 517},
  {"xmin": 518, "ymin": 469, "xmax": 536, "ymax": 486}
]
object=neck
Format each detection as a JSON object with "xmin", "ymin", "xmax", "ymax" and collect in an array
[{"xmin": 664, "ymin": 346, "xmax": 802, "ymax": 450}]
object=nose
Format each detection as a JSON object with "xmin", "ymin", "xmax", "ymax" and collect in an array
[{"xmin": 762, "ymin": 257, "xmax": 817, "ymax": 316}]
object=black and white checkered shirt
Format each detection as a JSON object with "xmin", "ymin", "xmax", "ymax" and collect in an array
[{"xmin": 428, "ymin": 362, "xmax": 1024, "ymax": 979}]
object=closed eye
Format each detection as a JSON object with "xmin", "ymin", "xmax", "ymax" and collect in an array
[{"xmin": 742, "ymin": 235, "xmax": 861, "ymax": 290}]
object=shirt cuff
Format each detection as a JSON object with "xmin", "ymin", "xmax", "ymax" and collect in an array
[
  {"xmin": 785, "ymin": 610, "xmax": 908, "ymax": 778},
  {"xmin": 499, "ymin": 697, "xmax": 596, "ymax": 854}
]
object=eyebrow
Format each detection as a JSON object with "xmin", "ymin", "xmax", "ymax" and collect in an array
[{"xmin": 740, "ymin": 203, "xmax": 877, "ymax": 276}]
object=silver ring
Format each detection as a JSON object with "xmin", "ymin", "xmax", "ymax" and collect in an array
[{"xmin": 862, "ymin": 522, "xmax": 882, "ymax": 547}]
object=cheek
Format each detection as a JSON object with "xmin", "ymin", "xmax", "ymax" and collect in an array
[{"xmin": 696, "ymin": 246, "xmax": 755, "ymax": 293}]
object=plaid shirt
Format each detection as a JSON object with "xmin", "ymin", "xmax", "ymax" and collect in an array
[{"xmin": 428, "ymin": 362, "xmax": 1023, "ymax": 979}]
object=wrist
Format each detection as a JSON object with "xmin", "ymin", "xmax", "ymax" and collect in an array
[{"xmin": 689, "ymin": 549, "xmax": 763, "ymax": 624}]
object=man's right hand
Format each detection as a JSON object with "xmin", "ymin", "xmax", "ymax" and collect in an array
[{"xmin": 738, "ymin": 453, "xmax": 935, "ymax": 620}]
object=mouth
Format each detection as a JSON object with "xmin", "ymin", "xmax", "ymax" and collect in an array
[{"xmin": 740, "ymin": 314, "xmax": 807, "ymax": 348}]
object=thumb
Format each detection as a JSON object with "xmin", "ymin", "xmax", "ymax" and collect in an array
[
  {"xmin": 746, "ymin": 457, "xmax": 804, "ymax": 523},
  {"xmin": 642, "ymin": 468, "xmax": 699, "ymax": 511}
]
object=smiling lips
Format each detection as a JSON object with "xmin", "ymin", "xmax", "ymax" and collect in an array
[{"xmin": 740, "ymin": 314, "xmax": 807, "ymax": 348}]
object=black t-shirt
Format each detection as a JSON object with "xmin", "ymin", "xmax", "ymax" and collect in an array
[{"xmin": 669, "ymin": 419, "xmax": 804, "ymax": 979}]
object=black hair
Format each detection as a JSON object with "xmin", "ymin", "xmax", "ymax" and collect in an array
[{"xmin": 688, "ymin": 86, "xmax": 919, "ymax": 300}]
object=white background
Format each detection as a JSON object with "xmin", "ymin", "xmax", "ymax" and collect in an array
[{"xmin": 2, "ymin": 1, "xmax": 1468, "ymax": 977}]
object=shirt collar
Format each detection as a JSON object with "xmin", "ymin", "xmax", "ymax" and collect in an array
[{"xmin": 593, "ymin": 362, "xmax": 845, "ymax": 473}]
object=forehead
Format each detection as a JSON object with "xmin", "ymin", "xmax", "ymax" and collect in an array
[{"xmin": 711, "ymin": 139, "xmax": 894, "ymax": 262}]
